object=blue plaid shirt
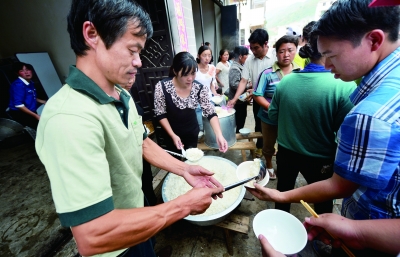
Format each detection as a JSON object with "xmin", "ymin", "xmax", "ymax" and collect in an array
[{"xmin": 335, "ymin": 46, "xmax": 400, "ymax": 220}]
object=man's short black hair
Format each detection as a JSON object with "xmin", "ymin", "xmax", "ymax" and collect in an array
[
  {"xmin": 67, "ymin": 0, "xmax": 153, "ymax": 56},
  {"xmin": 275, "ymin": 35, "xmax": 298, "ymax": 52},
  {"xmin": 312, "ymin": 0, "xmax": 400, "ymax": 46},
  {"xmin": 233, "ymin": 46, "xmax": 249, "ymax": 59},
  {"xmin": 248, "ymin": 29, "xmax": 269, "ymax": 47},
  {"xmin": 13, "ymin": 62, "xmax": 32, "ymax": 74}
]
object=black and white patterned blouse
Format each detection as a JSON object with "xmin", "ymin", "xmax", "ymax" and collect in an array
[{"xmin": 154, "ymin": 77, "xmax": 216, "ymax": 120}]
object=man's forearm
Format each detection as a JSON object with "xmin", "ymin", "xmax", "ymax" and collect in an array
[
  {"xmin": 281, "ymin": 173, "xmax": 359, "ymax": 204},
  {"xmin": 253, "ymin": 95, "xmax": 270, "ymax": 109},
  {"xmin": 232, "ymin": 78, "xmax": 248, "ymax": 102},
  {"xmin": 356, "ymin": 219, "xmax": 400, "ymax": 254},
  {"xmin": 72, "ymin": 196, "xmax": 191, "ymax": 256},
  {"xmin": 142, "ymin": 137, "xmax": 187, "ymax": 176},
  {"xmin": 37, "ymin": 98, "xmax": 47, "ymax": 104}
]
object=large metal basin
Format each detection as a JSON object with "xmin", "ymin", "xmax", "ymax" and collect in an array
[
  {"xmin": 203, "ymin": 107, "xmax": 236, "ymax": 149},
  {"xmin": 161, "ymin": 156, "xmax": 245, "ymax": 226},
  {"xmin": 0, "ymin": 118, "xmax": 24, "ymax": 141}
]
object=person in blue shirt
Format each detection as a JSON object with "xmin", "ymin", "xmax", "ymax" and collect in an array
[
  {"xmin": 7, "ymin": 62, "xmax": 46, "ymax": 129},
  {"xmin": 248, "ymin": 0, "xmax": 400, "ymax": 256}
]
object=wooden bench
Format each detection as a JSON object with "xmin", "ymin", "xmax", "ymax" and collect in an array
[
  {"xmin": 198, "ymin": 132, "xmax": 263, "ymax": 162},
  {"xmin": 214, "ymin": 214, "xmax": 249, "ymax": 256},
  {"xmin": 236, "ymin": 131, "xmax": 263, "ymax": 141}
]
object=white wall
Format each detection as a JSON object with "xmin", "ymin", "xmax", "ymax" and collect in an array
[
  {"xmin": 166, "ymin": 0, "xmax": 197, "ymax": 57},
  {"xmin": 239, "ymin": 4, "xmax": 265, "ymax": 46},
  {"xmin": 191, "ymin": 0, "xmax": 221, "ymax": 65},
  {"xmin": 0, "ymin": 0, "xmax": 75, "ymax": 83}
]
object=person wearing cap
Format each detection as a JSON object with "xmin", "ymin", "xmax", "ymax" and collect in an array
[
  {"xmin": 248, "ymin": 0, "xmax": 400, "ymax": 256},
  {"xmin": 286, "ymin": 26, "xmax": 306, "ymax": 69}
]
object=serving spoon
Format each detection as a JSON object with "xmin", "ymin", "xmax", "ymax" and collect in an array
[
  {"xmin": 164, "ymin": 149, "xmax": 203, "ymax": 162},
  {"xmin": 181, "ymin": 147, "xmax": 187, "ymax": 158}
]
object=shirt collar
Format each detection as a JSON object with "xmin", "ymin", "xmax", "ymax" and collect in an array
[
  {"xmin": 350, "ymin": 46, "xmax": 400, "ymax": 105},
  {"xmin": 18, "ymin": 77, "xmax": 30, "ymax": 85},
  {"xmin": 301, "ymin": 63, "xmax": 330, "ymax": 72},
  {"xmin": 271, "ymin": 61, "xmax": 301, "ymax": 72},
  {"xmin": 252, "ymin": 52, "xmax": 271, "ymax": 61},
  {"xmin": 65, "ymin": 65, "xmax": 130, "ymax": 104},
  {"xmin": 232, "ymin": 60, "xmax": 243, "ymax": 68}
]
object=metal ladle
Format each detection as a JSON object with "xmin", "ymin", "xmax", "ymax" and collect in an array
[
  {"xmin": 164, "ymin": 149, "xmax": 202, "ymax": 162},
  {"xmin": 164, "ymin": 149, "xmax": 186, "ymax": 159}
]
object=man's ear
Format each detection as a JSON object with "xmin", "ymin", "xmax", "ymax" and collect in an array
[
  {"xmin": 82, "ymin": 21, "xmax": 99, "ymax": 49},
  {"xmin": 367, "ymin": 29, "xmax": 384, "ymax": 52}
]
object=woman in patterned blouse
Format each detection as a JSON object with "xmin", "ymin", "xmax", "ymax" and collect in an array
[{"xmin": 154, "ymin": 52, "xmax": 228, "ymax": 154}]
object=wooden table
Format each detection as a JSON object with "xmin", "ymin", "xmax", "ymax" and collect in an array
[
  {"xmin": 198, "ymin": 132, "xmax": 263, "ymax": 162},
  {"xmin": 214, "ymin": 214, "xmax": 250, "ymax": 256}
]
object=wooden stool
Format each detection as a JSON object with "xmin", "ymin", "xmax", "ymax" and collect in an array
[
  {"xmin": 214, "ymin": 214, "xmax": 249, "ymax": 256},
  {"xmin": 197, "ymin": 132, "xmax": 263, "ymax": 161},
  {"xmin": 236, "ymin": 132, "xmax": 263, "ymax": 159},
  {"xmin": 198, "ymin": 141, "xmax": 256, "ymax": 162}
]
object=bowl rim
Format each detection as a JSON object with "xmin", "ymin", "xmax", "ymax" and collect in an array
[
  {"xmin": 161, "ymin": 156, "xmax": 245, "ymax": 223},
  {"xmin": 252, "ymin": 209, "xmax": 308, "ymax": 255},
  {"xmin": 239, "ymin": 128, "xmax": 251, "ymax": 133},
  {"xmin": 236, "ymin": 161, "xmax": 269, "ymax": 188}
]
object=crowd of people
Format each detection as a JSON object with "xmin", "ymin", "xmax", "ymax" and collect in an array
[{"xmin": 5, "ymin": 0, "xmax": 397, "ymax": 256}]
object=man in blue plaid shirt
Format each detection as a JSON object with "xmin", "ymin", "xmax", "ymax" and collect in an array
[{"xmin": 248, "ymin": 0, "xmax": 400, "ymax": 256}]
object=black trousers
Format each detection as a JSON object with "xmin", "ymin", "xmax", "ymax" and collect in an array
[
  {"xmin": 234, "ymin": 102, "xmax": 248, "ymax": 133},
  {"xmin": 252, "ymin": 101, "xmax": 263, "ymax": 148},
  {"xmin": 7, "ymin": 109, "xmax": 38, "ymax": 129},
  {"xmin": 142, "ymin": 159, "xmax": 157, "ymax": 206},
  {"xmin": 275, "ymin": 145, "xmax": 334, "ymax": 214},
  {"xmin": 164, "ymin": 133, "xmax": 197, "ymax": 160}
]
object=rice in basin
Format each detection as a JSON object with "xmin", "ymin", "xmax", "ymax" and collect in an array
[{"xmin": 163, "ymin": 158, "xmax": 241, "ymax": 216}]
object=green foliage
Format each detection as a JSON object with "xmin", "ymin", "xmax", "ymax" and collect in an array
[{"xmin": 265, "ymin": 0, "xmax": 320, "ymax": 38}]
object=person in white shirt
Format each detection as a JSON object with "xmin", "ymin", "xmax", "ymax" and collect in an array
[{"xmin": 227, "ymin": 29, "xmax": 274, "ymax": 157}]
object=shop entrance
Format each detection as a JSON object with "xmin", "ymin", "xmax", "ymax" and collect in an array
[{"xmin": 132, "ymin": 0, "xmax": 174, "ymax": 122}]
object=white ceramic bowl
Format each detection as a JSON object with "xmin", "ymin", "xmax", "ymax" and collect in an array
[
  {"xmin": 239, "ymin": 128, "xmax": 251, "ymax": 137},
  {"xmin": 161, "ymin": 156, "xmax": 246, "ymax": 226},
  {"xmin": 185, "ymin": 148, "xmax": 204, "ymax": 162},
  {"xmin": 211, "ymin": 96, "xmax": 223, "ymax": 105},
  {"xmin": 253, "ymin": 209, "xmax": 307, "ymax": 256},
  {"xmin": 236, "ymin": 161, "xmax": 269, "ymax": 188}
]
